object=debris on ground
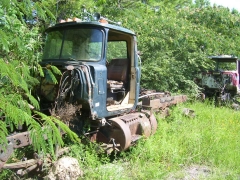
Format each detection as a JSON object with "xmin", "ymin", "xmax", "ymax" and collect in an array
[
  {"xmin": 44, "ymin": 156, "xmax": 83, "ymax": 180},
  {"xmin": 167, "ymin": 165, "xmax": 211, "ymax": 180},
  {"xmin": 182, "ymin": 108, "xmax": 195, "ymax": 118}
]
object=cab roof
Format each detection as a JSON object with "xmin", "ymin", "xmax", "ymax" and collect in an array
[
  {"xmin": 209, "ymin": 55, "xmax": 238, "ymax": 62},
  {"xmin": 45, "ymin": 21, "xmax": 135, "ymax": 36}
]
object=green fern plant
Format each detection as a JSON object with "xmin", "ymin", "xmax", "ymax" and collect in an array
[
  {"xmin": 0, "ymin": 59, "xmax": 79, "ymax": 156},
  {"xmin": 34, "ymin": 111, "xmax": 80, "ymax": 151}
]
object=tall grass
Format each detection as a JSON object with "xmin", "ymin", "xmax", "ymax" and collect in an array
[
  {"xmin": 2, "ymin": 101, "xmax": 239, "ymax": 179},
  {"xmin": 74, "ymin": 101, "xmax": 240, "ymax": 179}
]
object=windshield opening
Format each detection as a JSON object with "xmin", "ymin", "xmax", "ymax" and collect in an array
[
  {"xmin": 216, "ymin": 62, "xmax": 236, "ymax": 71},
  {"xmin": 43, "ymin": 28, "xmax": 103, "ymax": 61}
]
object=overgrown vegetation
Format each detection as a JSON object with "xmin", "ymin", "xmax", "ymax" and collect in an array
[
  {"xmin": 64, "ymin": 102, "xmax": 239, "ymax": 179},
  {"xmin": 1, "ymin": 0, "xmax": 240, "ymax": 178},
  {"xmin": 17, "ymin": 101, "xmax": 236, "ymax": 179},
  {"xmin": 2, "ymin": 100, "xmax": 240, "ymax": 179}
]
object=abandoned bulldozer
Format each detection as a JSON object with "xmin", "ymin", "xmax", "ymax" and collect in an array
[
  {"xmin": 195, "ymin": 55, "xmax": 240, "ymax": 104},
  {"xmin": 0, "ymin": 12, "xmax": 187, "ymax": 175}
]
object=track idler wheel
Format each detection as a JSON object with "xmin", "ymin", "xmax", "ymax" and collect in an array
[
  {"xmin": 97, "ymin": 112, "xmax": 157, "ymax": 153},
  {"xmin": 98, "ymin": 118, "xmax": 131, "ymax": 154},
  {"xmin": 138, "ymin": 113, "xmax": 152, "ymax": 138},
  {"xmin": 149, "ymin": 113, "xmax": 158, "ymax": 135}
]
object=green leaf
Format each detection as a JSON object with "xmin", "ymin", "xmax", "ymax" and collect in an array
[
  {"xmin": 51, "ymin": 65, "xmax": 62, "ymax": 75},
  {"xmin": 0, "ymin": 30, "xmax": 9, "ymax": 52}
]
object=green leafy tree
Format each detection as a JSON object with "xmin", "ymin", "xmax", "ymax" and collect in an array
[
  {"xmin": 105, "ymin": 0, "xmax": 239, "ymax": 95},
  {"xmin": 0, "ymin": 0, "xmax": 78, "ymax": 157}
]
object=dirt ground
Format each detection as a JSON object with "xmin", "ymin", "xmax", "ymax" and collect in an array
[{"xmin": 167, "ymin": 165, "xmax": 213, "ymax": 180}]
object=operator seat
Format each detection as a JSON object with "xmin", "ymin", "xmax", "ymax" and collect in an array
[{"xmin": 107, "ymin": 58, "xmax": 128, "ymax": 91}]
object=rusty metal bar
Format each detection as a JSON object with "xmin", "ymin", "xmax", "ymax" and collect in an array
[
  {"xmin": 1, "ymin": 146, "xmax": 69, "ymax": 174},
  {"xmin": 17, "ymin": 164, "xmax": 39, "ymax": 176},
  {"xmin": 3, "ymin": 159, "xmax": 38, "ymax": 169},
  {"xmin": 6, "ymin": 131, "xmax": 31, "ymax": 148},
  {"xmin": 141, "ymin": 95, "xmax": 187, "ymax": 111},
  {"xmin": 0, "ymin": 127, "xmax": 69, "ymax": 173}
]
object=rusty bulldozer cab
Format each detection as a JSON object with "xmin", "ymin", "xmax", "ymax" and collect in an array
[
  {"xmin": 196, "ymin": 55, "xmax": 240, "ymax": 100},
  {"xmin": 0, "ymin": 12, "xmax": 187, "ymax": 174},
  {"xmin": 41, "ymin": 19, "xmax": 140, "ymax": 119},
  {"xmin": 39, "ymin": 16, "xmax": 148, "ymax": 152}
]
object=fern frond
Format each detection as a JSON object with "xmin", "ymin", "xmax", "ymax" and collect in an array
[
  {"xmin": 18, "ymin": 99, "xmax": 32, "ymax": 115},
  {"xmin": 1, "ymin": 0, "xmax": 11, "ymax": 10},
  {"xmin": 28, "ymin": 118, "xmax": 47, "ymax": 153},
  {"xmin": 12, "ymin": 36, "xmax": 23, "ymax": 51},
  {"xmin": 0, "ymin": 59, "xmax": 29, "ymax": 93},
  {"xmin": 27, "ymin": 76, "xmax": 39, "ymax": 89},
  {"xmin": 0, "ymin": 96, "xmax": 32, "ymax": 131},
  {"xmin": 0, "ymin": 94, "xmax": 49, "ymax": 154},
  {"xmin": 0, "ymin": 29, "xmax": 9, "ymax": 52},
  {"xmin": 43, "ymin": 5, "xmax": 56, "ymax": 20},
  {"xmin": 44, "ymin": 68, "xmax": 58, "ymax": 84},
  {"xmin": 50, "ymin": 65, "xmax": 62, "ymax": 75},
  {"xmin": 25, "ymin": 93, "xmax": 40, "ymax": 110},
  {"xmin": 16, "ymin": 61, "xmax": 37, "ymax": 84},
  {"xmin": 34, "ymin": 111, "xmax": 64, "ymax": 146},
  {"xmin": 15, "ymin": 0, "xmax": 32, "ymax": 18},
  {"xmin": 38, "ymin": 64, "xmax": 44, "ymax": 77},
  {"xmin": 34, "ymin": 111, "xmax": 80, "ymax": 144},
  {"xmin": 44, "ymin": 126, "xmax": 55, "ymax": 158},
  {"xmin": 33, "ymin": 2, "xmax": 47, "ymax": 21},
  {"xmin": 51, "ymin": 117, "xmax": 80, "ymax": 143},
  {"xmin": 0, "ymin": 121, "xmax": 8, "ymax": 151}
]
